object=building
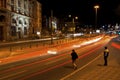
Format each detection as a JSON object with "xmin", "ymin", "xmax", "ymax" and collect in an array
[
  {"xmin": 49, "ymin": 16, "xmax": 57, "ymax": 34},
  {"xmin": 42, "ymin": 15, "xmax": 58, "ymax": 37},
  {"xmin": 0, "ymin": 0, "xmax": 42, "ymax": 41},
  {"xmin": 41, "ymin": 15, "xmax": 49, "ymax": 37}
]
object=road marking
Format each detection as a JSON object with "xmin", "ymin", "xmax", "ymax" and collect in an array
[
  {"xmin": 0, "ymin": 70, "xmax": 26, "ymax": 80},
  {"xmin": 60, "ymin": 54, "xmax": 102, "ymax": 80}
]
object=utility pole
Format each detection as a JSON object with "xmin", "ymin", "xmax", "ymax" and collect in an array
[{"xmin": 51, "ymin": 10, "xmax": 53, "ymax": 44}]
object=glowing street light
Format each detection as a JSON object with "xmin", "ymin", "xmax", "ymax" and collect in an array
[{"xmin": 94, "ymin": 5, "xmax": 99, "ymax": 30}]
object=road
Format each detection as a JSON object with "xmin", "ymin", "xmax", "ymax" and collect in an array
[{"xmin": 0, "ymin": 35, "xmax": 119, "ymax": 80}]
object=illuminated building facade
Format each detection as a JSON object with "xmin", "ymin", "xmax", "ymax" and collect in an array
[
  {"xmin": 0, "ymin": 0, "xmax": 42, "ymax": 41},
  {"xmin": 49, "ymin": 17, "xmax": 57, "ymax": 34}
]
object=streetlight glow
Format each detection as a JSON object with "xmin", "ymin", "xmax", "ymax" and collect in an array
[
  {"xmin": 75, "ymin": 16, "xmax": 78, "ymax": 19},
  {"xmin": 68, "ymin": 15, "xmax": 71, "ymax": 18},
  {"xmin": 94, "ymin": 5, "xmax": 99, "ymax": 9}
]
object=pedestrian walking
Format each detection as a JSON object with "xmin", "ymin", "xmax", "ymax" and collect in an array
[
  {"xmin": 71, "ymin": 49, "xmax": 78, "ymax": 70},
  {"xmin": 103, "ymin": 46, "xmax": 109, "ymax": 66}
]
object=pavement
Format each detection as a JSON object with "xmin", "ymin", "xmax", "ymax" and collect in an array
[
  {"xmin": 61, "ymin": 50, "xmax": 120, "ymax": 80},
  {"xmin": 0, "ymin": 35, "xmax": 120, "ymax": 80}
]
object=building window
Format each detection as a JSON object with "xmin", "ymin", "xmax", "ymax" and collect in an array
[
  {"xmin": 11, "ymin": 0, "xmax": 14, "ymax": 11},
  {"xmin": 11, "ymin": 6, "xmax": 14, "ymax": 11},
  {"xmin": 1, "ymin": 0, "xmax": 6, "ymax": 7},
  {"xmin": 24, "ymin": 27, "xmax": 27, "ymax": 35},
  {"xmin": 18, "ymin": 0, "xmax": 21, "ymax": 7},
  {"xmin": 24, "ymin": 0, "xmax": 27, "ymax": 9},
  {"xmin": 12, "ymin": 18, "xmax": 16, "ymax": 24},
  {"xmin": 18, "ymin": 0, "xmax": 21, "ymax": 13},
  {"xmin": 0, "ymin": 15, "xmax": 5, "ymax": 22},
  {"xmin": 32, "ymin": 27, "xmax": 35, "ymax": 34},
  {"xmin": 4, "ymin": 0, "xmax": 6, "ymax": 8},
  {"xmin": 18, "ymin": 27, "xmax": 21, "ymax": 30},
  {"xmin": 24, "ymin": 0, "xmax": 27, "ymax": 15},
  {"xmin": 0, "ymin": 26, "xmax": 3, "ymax": 40},
  {"xmin": 24, "ymin": 21, "xmax": 27, "ymax": 25},
  {"xmin": 19, "ymin": 20, "xmax": 22, "ymax": 24},
  {"xmin": 11, "ymin": 26, "xmax": 16, "ymax": 36}
]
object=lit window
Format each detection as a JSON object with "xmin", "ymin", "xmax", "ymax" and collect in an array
[
  {"xmin": 0, "ymin": 15, "xmax": 5, "ymax": 22},
  {"xmin": 24, "ymin": 27, "xmax": 27, "ymax": 35}
]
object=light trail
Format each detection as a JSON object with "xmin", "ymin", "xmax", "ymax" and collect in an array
[
  {"xmin": 73, "ymin": 37, "xmax": 102, "ymax": 48},
  {"xmin": 111, "ymin": 42, "xmax": 120, "ymax": 49},
  {"xmin": 0, "ymin": 51, "xmax": 69, "ymax": 74}
]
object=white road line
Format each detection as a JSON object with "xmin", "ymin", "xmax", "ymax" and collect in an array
[
  {"xmin": 60, "ymin": 54, "xmax": 102, "ymax": 80},
  {"xmin": 0, "ymin": 70, "xmax": 26, "ymax": 79}
]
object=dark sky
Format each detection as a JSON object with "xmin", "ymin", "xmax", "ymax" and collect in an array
[{"xmin": 38, "ymin": 0, "xmax": 120, "ymax": 25}]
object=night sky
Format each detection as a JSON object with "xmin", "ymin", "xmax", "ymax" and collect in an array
[{"xmin": 38, "ymin": 0, "xmax": 120, "ymax": 25}]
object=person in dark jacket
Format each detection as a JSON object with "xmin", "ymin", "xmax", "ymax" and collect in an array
[
  {"xmin": 104, "ymin": 46, "xmax": 109, "ymax": 66},
  {"xmin": 71, "ymin": 49, "xmax": 78, "ymax": 69}
]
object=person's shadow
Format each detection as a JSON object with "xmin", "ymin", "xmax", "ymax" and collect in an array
[
  {"xmin": 97, "ymin": 64, "xmax": 104, "ymax": 66},
  {"xmin": 64, "ymin": 65, "xmax": 73, "ymax": 69}
]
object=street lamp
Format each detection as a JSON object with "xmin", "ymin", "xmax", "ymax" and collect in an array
[
  {"xmin": 94, "ymin": 5, "xmax": 99, "ymax": 30},
  {"xmin": 51, "ymin": 10, "xmax": 53, "ymax": 44}
]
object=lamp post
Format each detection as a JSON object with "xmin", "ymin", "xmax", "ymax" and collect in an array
[
  {"xmin": 51, "ymin": 10, "xmax": 53, "ymax": 44},
  {"xmin": 94, "ymin": 5, "xmax": 99, "ymax": 30}
]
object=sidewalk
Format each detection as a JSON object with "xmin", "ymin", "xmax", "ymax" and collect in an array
[{"xmin": 61, "ymin": 53, "xmax": 120, "ymax": 80}]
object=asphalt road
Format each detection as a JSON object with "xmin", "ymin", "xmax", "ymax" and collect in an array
[{"xmin": 0, "ymin": 35, "xmax": 119, "ymax": 80}]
